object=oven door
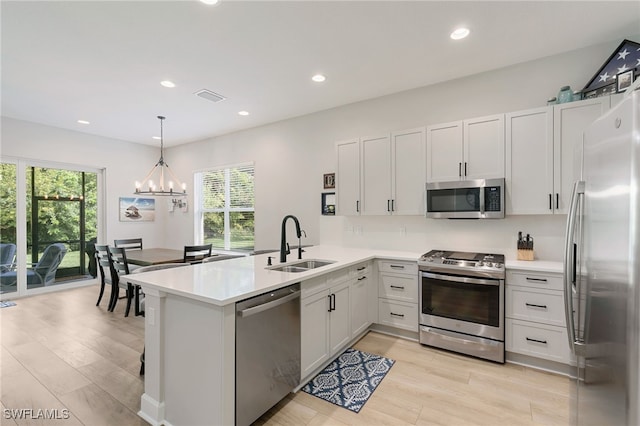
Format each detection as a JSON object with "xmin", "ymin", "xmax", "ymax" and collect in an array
[{"xmin": 419, "ymin": 271, "xmax": 504, "ymax": 341}]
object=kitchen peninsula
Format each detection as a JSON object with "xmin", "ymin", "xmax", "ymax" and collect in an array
[{"xmin": 128, "ymin": 245, "xmax": 421, "ymax": 426}]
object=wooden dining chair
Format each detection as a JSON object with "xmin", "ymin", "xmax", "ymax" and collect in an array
[
  {"xmin": 107, "ymin": 246, "xmax": 134, "ymax": 316},
  {"xmin": 183, "ymin": 244, "xmax": 212, "ymax": 264},
  {"xmin": 94, "ymin": 244, "xmax": 117, "ymax": 309},
  {"xmin": 130, "ymin": 262, "xmax": 189, "ymax": 376},
  {"xmin": 113, "ymin": 238, "xmax": 143, "ymax": 251}
]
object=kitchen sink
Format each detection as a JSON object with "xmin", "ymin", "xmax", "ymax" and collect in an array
[{"xmin": 267, "ymin": 259, "xmax": 336, "ymax": 273}]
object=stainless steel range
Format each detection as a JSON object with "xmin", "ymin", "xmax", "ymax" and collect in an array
[{"xmin": 418, "ymin": 250, "xmax": 505, "ymax": 363}]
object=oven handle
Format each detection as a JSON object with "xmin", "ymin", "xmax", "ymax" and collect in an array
[{"xmin": 421, "ymin": 271, "xmax": 500, "ymax": 286}]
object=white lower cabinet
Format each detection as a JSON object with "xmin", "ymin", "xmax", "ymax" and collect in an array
[
  {"xmin": 351, "ymin": 267, "xmax": 372, "ymax": 338},
  {"xmin": 301, "ymin": 261, "xmax": 373, "ymax": 381},
  {"xmin": 506, "ymin": 269, "xmax": 572, "ymax": 365},
  {"xmin": 377, "ymin": 259, "xmax": 418, "ymax": 332},
  {"xmin": 301, "ymin": 287, "xmax": 331, "ymax": 378}
]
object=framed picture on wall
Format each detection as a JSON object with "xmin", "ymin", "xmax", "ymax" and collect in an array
[
  {"xmin": 119, "ymin": 197, "xmax": 155, "ymax": 222},
  {"xmin": 323, "ymin": 173, "xmax": 335, "ymax": 189},
  {"xmin": 617, "ymin": 69, "xmax": 634, "ymax": 93}
]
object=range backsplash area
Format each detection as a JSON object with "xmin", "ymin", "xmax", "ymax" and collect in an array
[{"xmin": 318, "ymin": 214, "xmax": 566, "ymax": 261}]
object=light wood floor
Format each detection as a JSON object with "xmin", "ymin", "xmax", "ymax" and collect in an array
[{"xmin": 1, "ymin": 285, "xmax": 570, "ymax": 426}]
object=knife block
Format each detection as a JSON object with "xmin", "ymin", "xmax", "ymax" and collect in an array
[{"xmin": 517, "ymin": 249, "xmax": 534, "ymax": 261}]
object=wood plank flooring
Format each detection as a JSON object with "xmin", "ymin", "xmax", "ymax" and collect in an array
[{"xmin": 1, "ymin": 285, "xmax": 570, "ymax": 426}]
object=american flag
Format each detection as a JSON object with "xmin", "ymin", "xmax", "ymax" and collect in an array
[{"xmin": 583, "ymin": 39, "xmax": 640, "ymax": 95}]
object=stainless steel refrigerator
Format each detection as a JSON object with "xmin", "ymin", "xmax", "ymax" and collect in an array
[{"xmin": 564, "ymin": 87, "xmax": 640, "ymax": 425}]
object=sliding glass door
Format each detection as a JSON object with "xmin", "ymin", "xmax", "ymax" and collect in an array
[
  {"xmin": 0, "ymin": 159, "xmax": 100, "ymax": 297},
  {"xmin": 0, "ymin": 163, "xmax": 18, "ymax": 295}
]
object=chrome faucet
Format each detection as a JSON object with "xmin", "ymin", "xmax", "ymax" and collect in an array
[{"xmin": 280, "ymin": 215, "xmax": 304, "ymax": 263}]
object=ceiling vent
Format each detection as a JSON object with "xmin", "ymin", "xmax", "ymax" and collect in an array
[{"xmin": 194, "ymin": 89, "xmax": 226, "ymax": 103}]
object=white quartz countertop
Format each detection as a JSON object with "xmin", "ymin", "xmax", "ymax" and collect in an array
[
  {"xmin": 127, "ymin": 245, "xmax": 422, "ymax": 307},
  {"xmin": 127, "ymin": 245, "xmax": 565, "ymax": 306}
]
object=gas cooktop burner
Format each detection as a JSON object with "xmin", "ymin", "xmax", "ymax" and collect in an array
[{"xmin": 418, "ymin": 249, "xmax": 505, "ymax": 278}]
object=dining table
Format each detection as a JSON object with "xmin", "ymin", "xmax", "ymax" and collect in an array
[{"xmin": 126, "ymin": 248, "xmax": 184, "ymax": 266}]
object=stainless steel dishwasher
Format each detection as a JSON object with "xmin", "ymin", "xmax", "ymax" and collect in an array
[{"xmin": 235, "ymin": 283, "xmax": 301, "ymax": 426}]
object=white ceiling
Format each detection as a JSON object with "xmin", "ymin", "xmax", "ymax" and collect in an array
[{"xmin": 2, "ymin": 1, "xmax": 639, "ymax": 147}]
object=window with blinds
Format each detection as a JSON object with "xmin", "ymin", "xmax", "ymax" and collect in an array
[{"xmin": 196, "ymin": 163, "xmax": 254, "ymax": 251}]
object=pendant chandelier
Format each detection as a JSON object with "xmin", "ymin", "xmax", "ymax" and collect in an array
[{"xmin": 134, "ymin": 116, "xmax": 187, "ymax": 196}]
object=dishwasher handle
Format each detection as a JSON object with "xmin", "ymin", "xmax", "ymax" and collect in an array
[{"xmin": 237, "ymin": 289, "xmax": 300, "ymax": 318}]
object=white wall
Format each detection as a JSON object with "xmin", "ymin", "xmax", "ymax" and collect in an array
[
  {"xmin": 166, "ymin": 37, "xmax": 635, "ymax": 260},
  {"xmin": 0, "ymin": 118, "xmax": 170, "ymax": 248},
  {"xmin": 2, "ymin": 36, "xmax": 637, "ymax": 260}
]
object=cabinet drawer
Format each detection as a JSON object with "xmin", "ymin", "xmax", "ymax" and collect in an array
[
  {"xmin": 301, "ymin": 275, "xmax": 328, "ymax": 298},
  {"xmin": 379, "ymin": 273, "xmax": 418, "ymax": 303},
  {"xmin": 507, "ymin": 270, "xmax": 563, "ymax": 291},
  {"xmin": 507, "ymin": 319, "xmax": 571, "ymax": 364},
  {"xmin": 326, "ymin": 267, "xmax": 351, "ymax": 287},
  {"xmin": 353, "ymin": 262, "xmax": 371, "ymax": 277},
  {"xmin": 378, "ymin": 260, "xmax": 418, "ymax": 275},
  {"xmin": 378, "ymin": 299, "xmax": 418, "ymax": 332},
  {"xmin": 506, "ymin": 286, "xmax": 565, "ymax": 327}
]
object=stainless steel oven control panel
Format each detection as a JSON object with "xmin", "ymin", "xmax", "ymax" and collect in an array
[{"xmin": 418, "ymin": 250, "xmax": 505, "ymax": 278}]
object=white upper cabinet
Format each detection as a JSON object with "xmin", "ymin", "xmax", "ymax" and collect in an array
[
  {"xmin": 426, "ymin": 121, "xmax": 463, "ymax": 182},
  {"xmin": 337, "ymin": 128, "xmax": 425, "ymax": 216},
  {"xmin": 506, "ymin": 106, "xmax": 554, "ymax": 215},
  {"xmin": 391, "ymin": 128, "xmax": 425, "ymax": 215},
  {"xmin": 463, "ymin": 114, "xmax": 505, "ymax": 180},
  {"xmin": 427, "ymin": 114, "xmax": 504, "ymax": 182},
  {"xmin": 506, "ymin": 97, "xmax": 610, "ymax": 215},
  {"xmin": 553, "ymin": 97, "xmax": 610, "ymax": 214},
  {"xmin": 361, "ymin": 134, "xmax": 392, "ymax": 215},
  {"xmin": 336, "ymin": 138, "xmax": 360, "ymax": 216}
]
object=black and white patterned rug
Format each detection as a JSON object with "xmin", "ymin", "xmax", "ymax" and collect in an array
[{"xmin": 301, "ymin": 348, "xmax": 395, "ymax": 413}]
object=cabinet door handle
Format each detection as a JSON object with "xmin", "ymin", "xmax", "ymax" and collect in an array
[
  {"xmin": 459, "ymin": 162, "xmax": 462, "ymax": 177},
  {"xmin": 526, "ymin": 337, "xmax": 548, "ymax": 345},
  {"xmin": 356, "ymin": 200, "xmax": 360, "ymax": 213},
  {"xmin": 556, "ymin": 193, "xmax": 559, "ymax": 210},
  {"xmin": 327, "ymin": 294, "xmax": 336, "ymax": 312},
  {"xmin": 549, "ymin": 194, "xmax": 552, "ymax": 210},
  {"xmin": 391, "ymin": 199, "xmax": 395, "ymax": 212},
  {"xmin": 390, "ymin": 312, "xmax": 405, "ymax": 318},
  {"xmin": 390, "ymin": 285, "xmax": 405, "ymax": 290},
  {"xmin": 464, "ymin": 162, "xmax": 467, "ymax": 177},
  {"xmin": 526, "ymin": 277, "xmax": 548, "ymax": 283},
  {"xmin": 358, "ymin": 276, "xmax": 367, "ymax": 281},
  {"xmin": 389, "ymin": 265, "xmax": 405, "ymax": 269},
  {"xmin": 357, "ymin": 267, "xmax": 366, "ymax": 271},
  {"xmin": 387, "ymin": 199, "xmax": 391, "ymax": 212},
  {"xmin": 525, "ymin": 303, "xmax": 548, "ymax": 309}
]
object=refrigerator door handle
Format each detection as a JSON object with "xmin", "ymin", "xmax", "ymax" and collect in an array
[{"xmin": 564, "ymin": 180, "xmax": 585, "ymax": 356}]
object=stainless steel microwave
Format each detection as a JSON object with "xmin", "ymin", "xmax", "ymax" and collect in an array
[{"xmin": 425, "ymin": 178, "xmax": 505, "ymax": 219}]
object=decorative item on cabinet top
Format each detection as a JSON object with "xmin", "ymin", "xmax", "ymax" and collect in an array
[{"xmin": 582, "ymin": 39, "xmax": 640, "ymax": 99}]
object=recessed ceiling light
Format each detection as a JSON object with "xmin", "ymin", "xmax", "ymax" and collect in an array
[
  {"xmin": 152, "ymin": 136, "xmax": 161, "ymax": 140},
  {"xmin": 312, "ymin": 74, "xmax": 326, "ymax": 83},
  {"xmin": 200, "ymin": 0, "xmax": 220, "ymax": 5},
  {"xmin": 450, "ymin": 27, "xmax": 470, "ymax": 40},
  {"xmin": 77, "ymin": 120, "xmax": 90, "ymax": 125},
  {"xmin": 238, "ymin": 111, "xmax": 250, "ymax": 116},
  {"xmin": 160, "ymin": 80, "xmax": 176, "ymax": 88}
]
